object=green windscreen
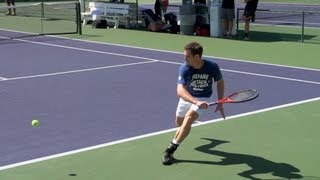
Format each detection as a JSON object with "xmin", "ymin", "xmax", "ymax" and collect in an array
[{"xmin": 0, "ymin": 1, "xmax": 81, "ymax": 38}]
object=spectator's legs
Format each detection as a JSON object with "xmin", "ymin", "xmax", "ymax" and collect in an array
[
  {"xmin": 222, "ymin": 19, "xmax": 228, "ymax": 37},
  {"xmin": 243, "ymin": 19, "xmax": 250, "ymax": 39},
  {"xmin": 242, "ymin": 15, "xmax": 250, "ymax": 40},
  {"xmin": 228, "ymin": 19, "xmax": 234, "ymax": 35},
  {"xmin": 5, "ymin": 0, "xmax": 15, "ymax": 15},
  {"xmin": 244, "ymin": 19, "xmax": 249, "ymax": 34},
  {"xmin": 5, "ymin": 0, "xmax": 11, "ymax": 15},
  {"xmin": 12, "ymin": 0, "xmax": 16, "ymax": 16}
]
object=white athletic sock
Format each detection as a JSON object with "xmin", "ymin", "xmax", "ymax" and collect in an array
[{"xmin": 172, "ymin": 139, "xmax": 180, "ymax": 145}]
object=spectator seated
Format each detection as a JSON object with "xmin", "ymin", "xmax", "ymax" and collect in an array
[{"xmin": 141, "ymin": 9, "xmax": 172, "ymax": 32}]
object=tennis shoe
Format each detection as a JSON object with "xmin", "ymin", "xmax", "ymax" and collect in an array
[
  {"xmin": 242, "ymin": 35, "xmax": 250, "ymax": 40},
  {"xmin": 221, "ymin": 34, "xmax": 227, "ymax": 38},
  {"xmin": 226, "ymin": 34, "xmax": 233, "ymax": 39},
  {"xmin": 162, "ymin": 151, "xmax": 174, "ymax": 165}
]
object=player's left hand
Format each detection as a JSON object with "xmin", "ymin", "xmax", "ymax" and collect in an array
[{"xmin": 215, "ymin": 103, "xmax": 226, "ymax": 119}]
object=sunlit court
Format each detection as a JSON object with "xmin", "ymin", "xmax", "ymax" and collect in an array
[{"xmin": 1, "ymin": 0, "xmax": 320, "ymax": 179}]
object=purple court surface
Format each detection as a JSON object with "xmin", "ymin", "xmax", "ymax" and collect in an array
[{"xmin": 0, "ymin": 34, "xmax": 320, "ymax": 168}]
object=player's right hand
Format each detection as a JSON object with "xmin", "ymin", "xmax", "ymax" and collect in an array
[{"xmin": 196, "ymin": 101, "xmax": 209, "ymax": 109}]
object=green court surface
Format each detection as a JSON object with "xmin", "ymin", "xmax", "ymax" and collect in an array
[
  {"xmin": 67, "ymin": 26, "xmax": 320, "ymax": 69},
  {"xmin": 0, "ymin": 15, "xmax": 77, "ymax": 34},
  {"xmin": 1, "ymin": 101, "xmax": 320, "ymax": 179},
  {"xmin": 238, "ymin": 24, "xmax": 320, "ymax": 44},
  {"xmin": 1, "ymin": 1, "xmax": 320, "ymax": 179}
]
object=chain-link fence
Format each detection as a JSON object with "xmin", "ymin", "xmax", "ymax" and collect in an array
[
  {"xmin": 0, "ymin": 1, "xmax": 82, "ymax": 38},
  {"xmin": 236, "ymin": 8, "xmax": 320, "ymax": 43}
]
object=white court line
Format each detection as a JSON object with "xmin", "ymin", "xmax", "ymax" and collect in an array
[
  {"xmin": 157, "ymin": 60, "xmax": 320, "ymax": 85},
  {"xmin": 2, "ymin": 26, "xmax": 320, "ymax": 72},
  {"xmin": 56, "ymin": 36, "xmax": 320, "ymax": 72},
  {"xmin": 0, "ymin": 77, "xmax": 8, "ymax": 80},
  {"xmin": 1, "ymin": 56, "xmax": 319, "ymax": 85},
  {"xmin": 1, "ymin": 37, "xmax": 319, "ymax": 85},
  {"xmin": 1, "ymin": 96, "xmax": 319, "ymax": 171},
  {"xmin": 222, "ymin": 69, "xmax": 320, "ymax": 85},
  {"xmin": 0, "ymin": 61, "xmax": 158, "ymax": 82},
  {"xmin": 1, "ymin": 30, "xmax": 319, "ymax": 171},
  {"xmin": 2, "ymin": 37, "xmax": 162, "ymax": 62},
  {"xmin": 1, "ymin": 33, "xmax": 319, "ymax": 85}
]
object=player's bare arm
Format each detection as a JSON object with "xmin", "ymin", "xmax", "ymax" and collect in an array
[
  {"xmin": 215, "ymin": 79, "xmax": 226, "ymax": 119},
  {"xmin": 217, "ymin": 79, "xmax": 225, "ymax": 100},
  {"xmin": 177, "ymin": 84, "xmax": 197, "ymax": 104},
  {"xmin": 177, "ymin": 84, "xmax": 208, "ymax": 108}
]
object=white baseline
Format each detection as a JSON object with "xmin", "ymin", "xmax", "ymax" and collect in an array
[
  {"xmin": 0, "ymin": 61, "xmax": 158, "ymax": 82},
  {"xmin": 0, "ymin": 54, "xmax": 319, "ymax": 85},
  {"xmin": 0, "ymin": 97, "xmax": 319, "ymax": 171},
  {"xmin": 1, "ymin": 33, "xmax": 320, "ymax": 171},
  {"xmin": 0, "ymin": 36, "xmax": 319, "ymax": 85}
]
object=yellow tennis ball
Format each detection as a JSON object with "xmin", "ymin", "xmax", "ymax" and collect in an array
[{"xmin": 31, "ymin": 120, "xmax": 39, "ymax": 127}]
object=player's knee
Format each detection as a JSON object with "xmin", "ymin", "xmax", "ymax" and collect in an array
[
  {"xmin": 175, "ymin": 116, "xmax": 184, "ymax": 127},
  {"xmin": 184, "ymin": 112, "xmax": 198, "ymax": 125}
]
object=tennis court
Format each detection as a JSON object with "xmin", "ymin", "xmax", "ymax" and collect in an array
[{"xmin": 1, "ymin": 1, "xmax": 320, "ymax": 180}]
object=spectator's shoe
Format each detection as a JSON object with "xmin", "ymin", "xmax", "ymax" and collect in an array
[
  {"xmin": 162, "ymin": 151, "xmax": 174, "ymax": 165},
  {"xmin": 5, "ymin": 12, "xmax": 11, "ymax": 16},
  {"xmin": 221, "ymin": 34, "xmax": 232, "ymax": 39},
  {"xmin": 11, "ymin": 13, "xmax": 16, "ymax": 16},
  {"xmin": 242, "ymin": 34, "xmax": 249, "ymax": 40},
  {"xmin": 226, "ymin": 34, "xmax": 233, "ymax": 39}
]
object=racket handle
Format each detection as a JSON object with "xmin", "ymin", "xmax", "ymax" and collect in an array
[{"xmin": 209, "ymin": 102, "xmax": 217, "ymax": 106}]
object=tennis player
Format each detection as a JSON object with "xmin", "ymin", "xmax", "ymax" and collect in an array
[{"xmin": 162, "ymin": 42, "xmax": 225, "ymax": 165}]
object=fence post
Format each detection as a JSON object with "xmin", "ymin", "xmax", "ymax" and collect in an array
[
  {"xmin": 301, "ymin": 11, "xmax": 305, "ymax": 43},
  {"xmin": 231, "ymin": 0, "xmax": 239, "ymax": 36},
  {"xmin": 236, "ymin": 8, "xmax": 239, "ymax": 36},
  {"xmin": 76, "ymin": 2, "xmax": 82, "ymax": 35}
]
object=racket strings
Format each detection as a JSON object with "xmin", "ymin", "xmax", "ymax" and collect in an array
[{"xmin": 229, "ymin": 90, "xmax": 258, "ymax": 102}]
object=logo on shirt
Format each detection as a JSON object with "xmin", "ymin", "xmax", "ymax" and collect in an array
[{"xmin": 190, "ymin": 74, "xmax": 209, "ymax": 91}]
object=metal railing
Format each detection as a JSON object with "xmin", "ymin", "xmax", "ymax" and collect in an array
[{"xmin": 236, "ymin": 8, "xmax": 320, "ymax": 43}]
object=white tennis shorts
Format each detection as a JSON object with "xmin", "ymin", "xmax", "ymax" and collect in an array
[{"xmin": 175, "ymin": 97, "xmax": 209, "ymax": 117}]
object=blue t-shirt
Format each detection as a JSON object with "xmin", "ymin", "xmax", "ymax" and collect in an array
[{"xmin": 177, "ymin": 59, "xmax": 222, "ymax": 98}]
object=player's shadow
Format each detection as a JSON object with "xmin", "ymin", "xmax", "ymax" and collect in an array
[{"xmin": 175, "ymin": 138, "xmax": 303, "ymax": 180}]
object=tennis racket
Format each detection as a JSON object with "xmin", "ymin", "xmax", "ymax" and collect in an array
[{"xmin": 209, "ymin": 89, "xmax": 259, "ymax": 106}]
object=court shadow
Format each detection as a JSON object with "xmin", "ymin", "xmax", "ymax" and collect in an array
[
  {"xmin": 72, "ymin": 34, "xmax": 102, "ymax": 38},
  {"xmin": 0, "ymin": 33, "xmax": 100, "ymax": 45},
  {"xmin": 236, "ymin": 30, "xmax": 318, "ymax": 43},
  {"xmin": 175, "ymin": 138, "xmax": 303, "ymax": 180}
]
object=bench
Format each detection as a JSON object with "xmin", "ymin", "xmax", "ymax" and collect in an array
[{"xmin": 82, "ymin": 2, "xmax": 137, "ymax": 28}]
